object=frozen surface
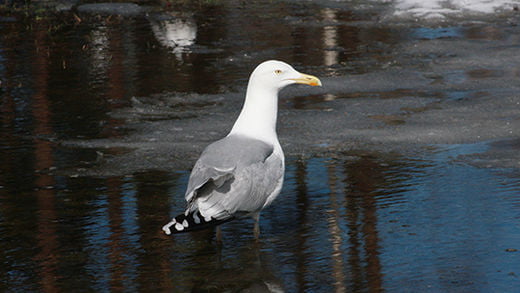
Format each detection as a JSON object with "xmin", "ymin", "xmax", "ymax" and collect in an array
[{"xmin": 65, "ymin": 24, "xmax": 520, "ymax": 174}]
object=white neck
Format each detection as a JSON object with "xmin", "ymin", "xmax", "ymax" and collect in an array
[{"xmin": 229, "ymin": 79, "xmax": 279, "ymax": 144}]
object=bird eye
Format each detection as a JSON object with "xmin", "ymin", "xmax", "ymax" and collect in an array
[{"xmin": 274, "ymin": 69, "xmax": 282, "ymax": 74}]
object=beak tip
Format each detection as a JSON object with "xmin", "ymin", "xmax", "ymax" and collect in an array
[
  {"xmin": 302, "ymin": 73, "xmax": 322, "ymax": 87},
  {"xmin": 289, "ymin": 73, "xmax": 322, "ymax": 87},
  {"xmin": 309, "ymin": 78, "xmax": 322, "ymax": 87}
]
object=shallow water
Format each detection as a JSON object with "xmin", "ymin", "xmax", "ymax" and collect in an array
[{"xmin": 1, "ymin": 0, "xmax": 519, "ymax": 292}]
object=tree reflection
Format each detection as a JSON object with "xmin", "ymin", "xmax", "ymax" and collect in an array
[
  {"xmin": 326, "ymin": 160, "xmax": 347, "ymax": 293},
  {"xmin": 32, "ymin": 22, "xmax": 60, "ymax": 293},
  {"xmin": 295, "ymin": 159, "xmax": 311, "ymax": 292},
  {"xmin": 134, "ymin": 171, "xmax": 176, "ymax": 291},
  {"xmin": 343, "ymin": 156, "xmax": 385, "ymax": 292}
]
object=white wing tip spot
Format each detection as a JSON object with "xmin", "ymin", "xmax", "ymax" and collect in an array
[
  {"xmin": 175, "ymin": 222, "xmax": 184, "ymax": 231},
  {"xmin": 162, "ymin": 218, "xmax": 176, "ymax": 235}
]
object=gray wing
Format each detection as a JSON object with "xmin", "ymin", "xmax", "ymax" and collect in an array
[{"xmin": 184, "ymin": 134, "xmax": 284, "ymax": 220}]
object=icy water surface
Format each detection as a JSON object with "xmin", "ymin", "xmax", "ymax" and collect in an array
[{"xmin": 1, "ymin": 0, "xmax": 520, "ymax": 292}]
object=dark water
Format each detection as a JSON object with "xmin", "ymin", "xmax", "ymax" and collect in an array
[{"xmin": 1, "ymin": 1, "xmax": 520, "ymax": 292}]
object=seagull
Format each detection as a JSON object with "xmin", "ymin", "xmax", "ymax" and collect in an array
[{"xmin": 162, "ymin": 60, "xmax": 321, "ymax": 239}]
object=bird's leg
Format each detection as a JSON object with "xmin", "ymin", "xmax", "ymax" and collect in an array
[{"xmin": 253, "ymin": 213, "xmax": 261, "ymax": 240}]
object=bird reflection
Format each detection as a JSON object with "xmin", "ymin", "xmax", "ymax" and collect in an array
[{"xmin": 189, "ymin": 243, "xmax": 285, "ymax": 292}]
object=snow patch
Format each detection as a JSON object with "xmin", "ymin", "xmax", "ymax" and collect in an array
[{"xmin": 393, "ymin": 0, "xmax": 520, "ymax": 19}]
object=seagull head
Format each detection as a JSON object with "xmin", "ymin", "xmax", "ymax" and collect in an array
[{"xmin": 249, "ymin": 60, "xmax": 322, "ymax": 91}]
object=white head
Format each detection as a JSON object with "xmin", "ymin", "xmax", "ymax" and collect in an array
[
  {"xmin": 230, "ymin": 60, "xmax": 321, "ymax": 143},
  {"xmin": 248, "ymin": 60, "xmax": 322, "ymax": 92}
]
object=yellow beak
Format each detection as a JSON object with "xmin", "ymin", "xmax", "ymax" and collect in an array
[{"xmin": 290, "ymin": 73, "xmax": 322, "ymax": 87}]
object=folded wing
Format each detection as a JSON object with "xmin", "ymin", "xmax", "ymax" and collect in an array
[{"xmin": 185, "ymin": 134, "xmax": 283, "ymax": 221}]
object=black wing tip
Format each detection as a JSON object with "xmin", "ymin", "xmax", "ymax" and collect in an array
[{"xmin": 162, "ymin": 211, "xmax": 233, "ymax": 235}]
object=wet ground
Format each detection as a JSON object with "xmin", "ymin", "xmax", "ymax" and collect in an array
[{"xmin": 1, "ymin": 0, "xmax": 519, "ymax": 292}]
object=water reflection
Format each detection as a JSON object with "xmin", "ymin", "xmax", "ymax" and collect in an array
[
  {"xmin": 410, "ymin": 27, "xmax": 464, "ymax": 40},
  {"xmin": 1, "ymin": 139, "xmax": 520, "ymax": 292},
  {"xmin": 321, "ymin": 8, "xmax": 339, "ymax": 102},
  {"xmin": 149, "ymin": 13, "xmax": 197, "ymax": 60}
]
